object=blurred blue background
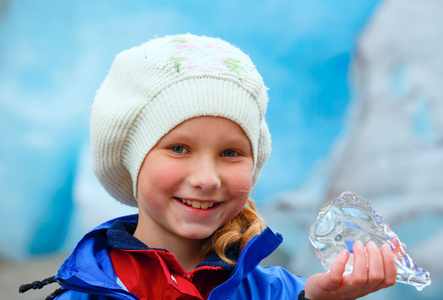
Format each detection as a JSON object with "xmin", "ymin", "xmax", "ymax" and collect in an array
[{"xmin": 1, "ymin": 0, "xmax": 442, "ymax": 299}]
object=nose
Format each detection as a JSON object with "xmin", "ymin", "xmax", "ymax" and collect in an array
[{"xmin": 188, "ymin": 156, "xmax": 221, "ymax": 191}]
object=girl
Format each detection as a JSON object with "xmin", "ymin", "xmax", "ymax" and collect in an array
[{"xmin": 20, "ymin": 33, "xmax": 397, "ymax": 300}]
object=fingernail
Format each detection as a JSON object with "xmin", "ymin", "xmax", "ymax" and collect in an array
[
  {"xmin": 339, "ymin": 249, "xmax": 349, "ymax": 259},
  {"xmin": 355, "ymin": 241, "xmax": 364, "ymax": 249},
  {"xmin": 367, "ymin": 241, "xmax": 377, "ymax": 249}
]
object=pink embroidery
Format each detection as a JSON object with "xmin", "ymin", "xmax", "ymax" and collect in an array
[{"xmin": 174, "ymin": 40, "xmax": 229, "ymax": 73}]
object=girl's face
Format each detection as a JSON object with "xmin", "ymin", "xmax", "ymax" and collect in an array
[{"xmin": 136, "ymin": 116, "xmax": 254, "ymax": 245}]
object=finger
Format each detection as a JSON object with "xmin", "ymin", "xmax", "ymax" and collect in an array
[
  {"xmin": 380, "ymin": 244, "xmax": 397, "ymax": 288},
  {"xmin": 366, "ymin": 241, "xmax": 385, "ymax": 289},
  {"xmin": 325, "ymin": 250, "xmax": 349, "ymax": 290},
  {"xmin": 351, "ymin": 241, "xmax": 368, "ymax": 286}
]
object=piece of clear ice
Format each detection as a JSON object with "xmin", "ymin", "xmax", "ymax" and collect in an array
[{"xmin": 309, "ymin": 191, "xmax": 431, "ymax": 291}]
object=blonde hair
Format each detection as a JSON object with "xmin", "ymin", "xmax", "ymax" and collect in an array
[{"xmin": 199, "ymin": 197, "xmax": 265, "ymax": 264}]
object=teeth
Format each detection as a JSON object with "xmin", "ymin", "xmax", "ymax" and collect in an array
[
  {"xmin": 179, "ymin": 198, "xmax": 214, "ymax": 209},
  {"xmin": 191, "ymin": 201, "xmax": 201, "ymax": 209}
]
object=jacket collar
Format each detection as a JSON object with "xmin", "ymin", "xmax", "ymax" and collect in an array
[
  {"xmin": 55, "ymin": 216, "xmax": 139, "ymax": 299},
  {"xmin": 208, "ymin": 225, "xmax": 283, "ymax": 299},
  {"xmin": 56, "ymin": 214, "xmax": 283, "ymax": 298},
  {"xmin": 106, "ymin": 217, "xmax": 238, "ymax": 271}
]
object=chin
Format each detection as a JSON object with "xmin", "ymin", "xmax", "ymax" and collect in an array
[{"xmin": 178, "ymin": 228, "xmax": 217, "ymax": 241}]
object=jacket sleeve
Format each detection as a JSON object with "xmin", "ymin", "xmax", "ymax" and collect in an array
[{"xmin": 229, "ymin": 266, "xmax": 307, "ymax": 299}]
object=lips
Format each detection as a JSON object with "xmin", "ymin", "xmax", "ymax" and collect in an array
[{"xmin": 174, "ymin": 197, "xmax": 215, "ymax": 209}]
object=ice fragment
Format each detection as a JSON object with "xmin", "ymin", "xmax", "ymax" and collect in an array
[{"xmin": 309, "ymin": 191, "xmax": 431, "ymax": 291}]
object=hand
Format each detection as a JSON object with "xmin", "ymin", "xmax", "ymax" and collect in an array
[{"xmin": 304, "ymin": 241, "xmax": 397, "ymax": 300}]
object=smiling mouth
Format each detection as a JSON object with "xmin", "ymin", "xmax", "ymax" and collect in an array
[{"xmin": 174, "ymin": 197, "xmax": 215, "ymax": 209}]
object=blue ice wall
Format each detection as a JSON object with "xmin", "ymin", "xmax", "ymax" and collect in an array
[{"xmin": 0, "ymin": 0, "xmax": 381, "ymax": 259}]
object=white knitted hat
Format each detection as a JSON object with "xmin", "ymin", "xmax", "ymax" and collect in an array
[{"xmin": 91, "ymin": 33, "xmax": 271, "ymax": 207}]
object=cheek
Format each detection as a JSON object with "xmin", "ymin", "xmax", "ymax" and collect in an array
[
  {"xmin": 152, "ymin": 164, "xmax": 180, "ymax": 185},
  {"xmin": 226, "ymin": 164, "xmax": 253, "ymax": 200},
  {"xmin": 224, "ymin": 171, "xmax": 252, "ymax": 223},
  {"xmin": 137, "ymin": 158, "xmax": 185, "ymax": 201}
]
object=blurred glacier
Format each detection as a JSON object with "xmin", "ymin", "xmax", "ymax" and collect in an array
[
  {"xmin": 262, "ymin": 0, "xmax": 443, "ymax": 299},
  {"xmin": 0, "ymin": 0, "xmax": 381, "ymax": 260}
]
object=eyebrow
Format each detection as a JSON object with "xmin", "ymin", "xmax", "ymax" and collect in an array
[
  {"xmin": 223, "ymin": 136, "xmax": 251, "ymax": 148},
  {"xmin": 162, "ymin": 131, "xmax": 252, "ymax": 150}
]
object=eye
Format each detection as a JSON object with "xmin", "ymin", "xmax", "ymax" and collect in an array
[
  {"xmin": 222, "ymin": 149, "xmax": 238, "ymax": 157},
  {"xmin": 170, "ymin": 145, "xmax": 188, "ymax": 154}
]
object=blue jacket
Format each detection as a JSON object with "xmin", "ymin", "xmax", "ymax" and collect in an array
[{"xmin": 53, "ymin": 215, "xmax": 306, "ymax": 299}]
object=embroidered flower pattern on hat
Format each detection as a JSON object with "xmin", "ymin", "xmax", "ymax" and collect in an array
[{"xmin": 170, "ymin": 38, "xmax": 243, "ymax": 74}]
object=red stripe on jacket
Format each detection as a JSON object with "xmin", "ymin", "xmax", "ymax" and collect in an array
[{"xmin": 110, "ymin": 248, "xmax": 232, "ymax": 300}]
